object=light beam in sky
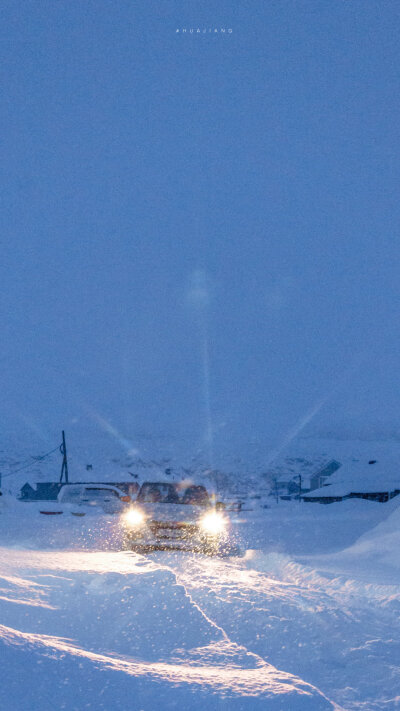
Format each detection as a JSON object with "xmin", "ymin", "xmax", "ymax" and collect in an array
[{"xmin": 188, "ymin": 270, "xmax": 214, "ymax": 468}]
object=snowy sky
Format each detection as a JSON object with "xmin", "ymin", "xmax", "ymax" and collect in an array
[{"xmin": 1, "ymin": 1, "xmax": 400, "ymax": 462}]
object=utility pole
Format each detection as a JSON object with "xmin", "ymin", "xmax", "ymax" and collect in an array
[{"xmin": 59, "ymin": 430, "xmax": 69, "ymax": 484}]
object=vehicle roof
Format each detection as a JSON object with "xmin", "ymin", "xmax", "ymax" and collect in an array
[
  {"xmin": 60, "ymin": 483, "xmax": 125, "ymax": 492},
  {"xmin": 139, "ymin": 481, "xmax": 207, "ymax": 489},
  {"xmin": 140, "ymin": 481, "xmax": 177, "ymax": 486}
]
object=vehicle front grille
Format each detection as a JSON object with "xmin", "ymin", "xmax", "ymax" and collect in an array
[{"xmin": 149, "ymin": 521, "xmax": 199, "ymax": 539}]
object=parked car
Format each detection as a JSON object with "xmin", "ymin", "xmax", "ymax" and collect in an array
[
  {"xmin": 121, "ymin": 481, "xmax": 238, "ymax": 555},
  {"xmin": 52, "ymin": 484, "xmax": 132, "ymax": 515}
]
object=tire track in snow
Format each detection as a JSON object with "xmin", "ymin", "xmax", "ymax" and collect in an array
[
  {"xmin": 0, "ymin": 547, "xmax": 336, "ymax": 706},
  {"xmin": 140, "ymin": 552, "xmax": 341, "ymax": 709},
  {"xmin": 146, "ymin": 552, "xmax": 400, "ymax": 711}
]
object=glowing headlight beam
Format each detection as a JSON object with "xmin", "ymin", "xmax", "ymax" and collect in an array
[
  {"xmin": 199, "ymin": 511, "xmax": 227, "ymax": 535},
  {"xmin": 123, "ymin": 508, "xmax": 145, "ymax": 528}
]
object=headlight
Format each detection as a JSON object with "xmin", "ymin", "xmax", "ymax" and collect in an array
[
  {"xmin": 123, "ymin": 508, "xmax": 145, "ymax": 528},
  {"xmin": 199, "ymin": 511, "xmax": 227, "ymax": 535}
]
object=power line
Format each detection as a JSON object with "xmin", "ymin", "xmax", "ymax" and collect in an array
[{"xmin": 1, "ymin": 445, "xmax": 61, "ymax": 478}]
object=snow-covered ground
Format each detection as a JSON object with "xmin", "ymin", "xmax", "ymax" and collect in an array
[{"xmin": 1, "ymin": 496, "xmax": 400, "ymax": 710}]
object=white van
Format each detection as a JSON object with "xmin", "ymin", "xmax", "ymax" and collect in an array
[{"xmin": 57, "ymin": 484, "xmax": 131, "ymax": 514}]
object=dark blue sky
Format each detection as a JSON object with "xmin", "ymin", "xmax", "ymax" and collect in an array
[{"xmin": 1, "ymin": 1, "xmax": 400, "ymax": 463}]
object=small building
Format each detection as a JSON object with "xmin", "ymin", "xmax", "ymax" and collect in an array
[
  {"xmin": 273, "ymin": 459, "xmax": 342, "ymax": 500},
  {"xmin": 20, "ymin": 483, "xmax": 37, "ymax": 500},
  {"xmin": 302, "ymin": 458, "xmax": 400, "ymax": 504},
  {"xmin": 20, "ymin": 480, "xmax": 139, "ymax": 501},
  {"xmin": 303, "ymin": 490, "xmax": 345, "ymax": 504},
  {"xmin": 309, "ymin": 460, "xmax": 341, "ymax": 490},
  {"xmin": 20, "ymin": 482, "xmax": 63, "ymax": 501}
]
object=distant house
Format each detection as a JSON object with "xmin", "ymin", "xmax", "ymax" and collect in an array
[
  {"xmin": 309, "ymin": 460, "xmax": 341, "ymax": 490},
  {"xmin": 20, "ymin": 483, "xmax": 36, "ymax": 500},
  {"xmin": 20, "ymin": 480, "xmax": 139, "ymax": 501},
  {"xmin": 20, "ymin": 482, "xmax": 63, "ymax": 501},
  {"xmin": 302, "ymin": 489, "xmax": 345, "ymax": 504},
  {"xmin": 273, "ymin": 459, "xmax": 342, "ymax": 500},
  {"xmin": 302, "ymin": 459, "xmax": 400, "ymax": 504}
]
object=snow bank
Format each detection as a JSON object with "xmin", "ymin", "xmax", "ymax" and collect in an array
[
  {"xmin": 335, "ymin": 498, "xmax": 400, "ymax": 572},
  {"xmin": 0, "ymin": 543, "xmax": 336, "ymax": 710}
]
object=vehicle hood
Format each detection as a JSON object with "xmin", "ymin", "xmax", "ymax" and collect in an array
[{"xmin": 138, "ymin": 503, "xmax": 208, "ymax": 524}]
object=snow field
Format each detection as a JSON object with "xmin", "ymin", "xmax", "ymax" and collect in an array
[{"xmin": 1, "ymin": 496, "xmax": 400, "ymax": 709}]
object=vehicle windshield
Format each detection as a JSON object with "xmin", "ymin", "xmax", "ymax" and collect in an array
[
  {"xmin": 82, "ymin": 488, "xmax": 118, "ymax": 500},
  {"xmin": 59, "ymin": 486, "xmax": 82, "ymax": 503},
  {"xmin": 181, "ymin": 485, "xmax": 210, "ymax": 506},
  {"xmin": 137, "ymin": 483, "xmax": 180, "ymax": 504},
  {"xmin": 137, "ymin": 482, "xmax": 211, "ymax": 506}
]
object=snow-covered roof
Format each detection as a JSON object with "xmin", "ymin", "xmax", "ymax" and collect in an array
[{"xmin": 304, "ymin": 458, "xmax": 400, "ymax": 498}]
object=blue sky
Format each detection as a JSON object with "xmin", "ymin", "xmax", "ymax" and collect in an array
[{"xmin": 1, "ymin": 1, "xmax": 400, "ymax": 463}]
